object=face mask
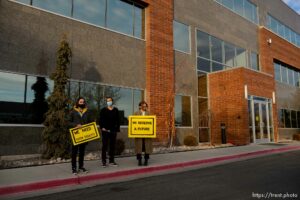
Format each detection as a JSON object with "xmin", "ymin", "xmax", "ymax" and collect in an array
[
  {"xmin": 107, "ymin": 101, "xmax": 113, "ymax": 107},
  {"xmin": 78, "ymin": 104, "xmax": 85, "ymax": 108}
]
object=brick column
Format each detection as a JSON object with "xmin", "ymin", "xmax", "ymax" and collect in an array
[{"xmin": 143, "ymin": 0, "xmax": 174, "ymax": 145}]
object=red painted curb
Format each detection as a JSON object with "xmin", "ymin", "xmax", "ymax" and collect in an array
[{"xmin": 1, "ymin": 145, "xmax": 300, "ymax": 196}]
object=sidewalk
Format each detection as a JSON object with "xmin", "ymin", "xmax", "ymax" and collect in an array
[{"xmin": 1, "ymin": 142, "xmax": 300, "ymax": 199}]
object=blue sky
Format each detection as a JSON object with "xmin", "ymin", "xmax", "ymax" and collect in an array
[{"xmin": 282, "ymin": 0, "xmax": 300, "ymax": 14}]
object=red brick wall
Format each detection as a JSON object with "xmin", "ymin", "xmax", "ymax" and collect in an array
[
  {"xmin": 209, "ymin": 67, "xmax": 276, "ymax": 145},
  {"xmin": 143, "ymin": 0, "xmax": 174, "ymax": 144},
  {"xmin": 259, "ymin": 27, "xmax": 300, "ymax": 74},
  {"xmin": 259, "ymin": 27, "xmax": 300, "ymax": 142}
]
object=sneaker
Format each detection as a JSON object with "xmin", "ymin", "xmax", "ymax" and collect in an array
[
  {"xmin": 79, "ymin": 167, "xmax": 88, "ymax": 173},
  {"xmin": 102, "ymin": 163, "xmax": 107, "ymax": 168},
  {"xmin": 109, "ymin": 162, "xmax": 118, "ymax": 167},
  {"xmin": 72, "ymin": 168, "xmax": 78, "ymax": 175},
  {"xmin": 144, "ymin": 160, "xmax": 148, "ymax": 166}
]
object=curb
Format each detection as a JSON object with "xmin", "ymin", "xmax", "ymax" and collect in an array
[{"xmin": 1, "ymin": 145, "xmax": 300, "ymax": 197}]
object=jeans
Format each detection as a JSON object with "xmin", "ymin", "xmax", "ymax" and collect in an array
[
  {"xmin": 71, "ymin": 143, "xmax": 86, "ymax": 169},
  {"xmin": 101, "ymin": 131, "xmax": 117, "ymax": 163}
]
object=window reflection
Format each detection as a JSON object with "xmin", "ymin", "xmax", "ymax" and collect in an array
[
  {"xmin": 197, "ymin": 57, "xmax": 210, "ymax": 72},
  {"xmin": 73, "ymin": 0, "xmax": 106, "ymax": 27},
  {"xmin": 134, "ymin": 5, "xmax": 143, "ymax": 38},
  {"xmin": 0, "ymin": 71, "xmax": 144, "ymax": 124},
  {"xmin": 225, "ymin": 43, "xmax": 235, "ymax": 67},
  {"xmin": 197, "ymin": 31, "xmax": 210, "ymax": 59},
  {"xmin": 174, "ymin": 21, "xmax": 190, "ymax": 53},
  {"xmin": 15, "ymin": 0, "xmax": 30, "ymax": 5},
  {"xmin": 14, "ymin": 0, "xmax": 144, "ymax": 39},
  {"xmin": 107, "ymin": 0, "xmax": 134, "ymax": 36},
  {"xmin": 250, "ymin": 52, "xmax": 259, "ymax": 71},
  {"xmin": 32, "ymin": 0, "xmax": 72, "ymax": 17},
  {"xmin": 175, "ymin": 95, "xmax": 191, "ymax": 127},
  {"xmin": 197, "ymin": 30, "xmax": 248, "ymax": 73},
  {"xmin": 211, "ymin": 36, "xmax": 222, "ymax": 63},
  {"xmin": 267, "ymin": 15, "xmax": 300, "ymax": 47},
  {"xmin": 0, "ymin": 72, "xmax": 25, "ymax": 103},
  {"xmin": 236, "ymin": 47, "xmax": 247, "ymax": 67}
]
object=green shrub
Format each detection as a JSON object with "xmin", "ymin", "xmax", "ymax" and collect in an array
[
  {"xmin": 183, "ymin": 135, "xmax": 198, "ymax": 146},
  {"xmin": 115, "ymin": 139, "xmax": 125, "ymax": 155},
  {"xmin": 293, "ymin": 133, "xmax": 300, "ymax": 141}
]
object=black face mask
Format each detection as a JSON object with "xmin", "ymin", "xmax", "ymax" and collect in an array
[{"xmin": 78, "ymin": 104, "xmax": 85, "ymax": 108}]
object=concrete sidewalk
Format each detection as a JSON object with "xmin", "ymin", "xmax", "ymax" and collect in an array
[{"xmin": 1, "ymin": 142, "xmax": 300, "ymax": 199}]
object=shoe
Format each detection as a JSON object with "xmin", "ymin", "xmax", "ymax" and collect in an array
[
  {"xmin": 109, "ymin": 162, "xmax": 118, "ymax": 167},
  {"xmin": 72, "ymin": 168, "xmax": 78, "ymax": 175},
  {"xmin": 138, "ymin": 159, "xmax": 142, "ymax": 166},
  {"xmin": 144, "ymin": 160, "xmax": 148, "ymax": 166},
  {"xmin": 102, "ymin": 163, "xmax": 107, "ymax": 168},
  {"xmin": 79, "ymin": 167, "xmax": 88, "ymax": 173}
]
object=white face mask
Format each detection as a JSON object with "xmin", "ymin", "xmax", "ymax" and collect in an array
[{"xmin": 107, "ymin": 101, "xmax": 113, "ymax": 107}]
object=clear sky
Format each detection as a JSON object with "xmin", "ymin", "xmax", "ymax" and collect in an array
[{"xmin": 282, "ymin": 0, "xmax": 300, "ymax": 14}]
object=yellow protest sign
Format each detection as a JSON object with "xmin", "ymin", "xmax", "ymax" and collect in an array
[
  {"xmin": 69, "ymin": 122, "xmax": 100, "ymax": 145},
  {"xmin": 128, "ymin": 115, "xmax": 156, "ymax": 138}
]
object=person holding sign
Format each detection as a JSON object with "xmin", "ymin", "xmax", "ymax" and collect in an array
[
  {"xmin": 69, "ymin": 97, "xmax": 93, "ymax": 175},
  {"xmin": 134, "ymin": 101, "xmax": 153, "ymax": 166},
  {"xmin": 99, "ymin": 97, "xmax": 120, "ymax": 167}
]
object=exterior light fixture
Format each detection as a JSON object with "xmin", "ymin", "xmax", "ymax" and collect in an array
[
  {"xmin": 244, "ymin": 85, "xmax": 248, "ymax": 99},
  {"xmin": 272, "ymin": 91, "xmax": 276, "ymax": 104},
  {"xmin": 267, "ymin": 38, "xmax": 272, "ymax": 45}
]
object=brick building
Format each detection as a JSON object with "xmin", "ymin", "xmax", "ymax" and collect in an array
[{"xmin": 0, "ymin": 0, "xmax": 299, "ymax": 155}]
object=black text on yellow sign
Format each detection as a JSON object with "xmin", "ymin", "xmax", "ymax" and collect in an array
[
  {"xmin": 128, "ymin": 115, "xmax": 156, "ymax": 138},
  {"xmin": 69, "ymin": 122, "xmax": 100, "ymax": 145}
]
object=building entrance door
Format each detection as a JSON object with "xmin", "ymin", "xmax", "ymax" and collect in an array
[{"xmin": 252, "ymin": 100, "xmax": 271, "ymax": 143}]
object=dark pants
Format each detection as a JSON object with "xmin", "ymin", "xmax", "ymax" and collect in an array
[
  {"xmin": 71, "ymin": 143, "xmax": 86, "ymax": 169},
  {"xmin": 136, "ymin": 139, "xmax": 150, "ymax": 160},
  {"xmin": 101, "ymin": 131, "xmax": 117, "ymax": 164}
]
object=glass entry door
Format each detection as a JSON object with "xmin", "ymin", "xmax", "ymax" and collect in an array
[{"xmin": 251, "ymin": 99, "xmax": 272, "ymax": 143}]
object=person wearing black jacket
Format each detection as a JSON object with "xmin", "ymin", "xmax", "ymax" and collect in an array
[
  {"xmin": 69, "ymin": 97, "xmax": 93, "ymax": 175},
  {"xmin": 99, "ymin": 97, "xmax": 120, "ymax": 167}
]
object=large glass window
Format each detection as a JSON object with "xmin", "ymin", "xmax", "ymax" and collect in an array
[
  {"xmin": 113, "ymin": 88, "xmax": 133, "ymax": 126},
  {"xmin": 298, "ymin": 111, "xmax": 300, "ymax": 128},
  {"xmin": 211, "ymin": 36, "xmax": 223, "ymax": 63},
  {"xmin": 281, "ymin": 67, "xmax": 288, "ymax": 84},
  {"xmin": 133, "ymin": 5, "xmax": 143, "ymax": 38},
  {"xmin": 278, "ymin": 109, "xmax": 284, "ymax": 128},
  {"xmin": 216, "ymin": 0, "xmax": 258, "ymax": 24},
  {"xmin": 197, "ymin": 31, "xmax": 210, "ymax": 59},
  {"xmin": 32, "ymin": 0, "xmax": 72, "ymax": 17},
  {"xmin": 284, "ymin": 109, "xmax": 291, "ymax": 128},
  {"xmin": 197, "ymin": 58, "xmax": 210, "ymax": 73},
  {"xmin": 224, "ymin": 43, "xmax": 235, "ymax": 67},
  {"xmin": 0, "ymin": 71, "xmax": 144, "ymax": 124},
  {"xmin": 73, "ymin": 0, "xmax": 106, "ymax": 27},
  {"xmin": 236, "ymin": 47, "xmax": 247, "ymax": 67},
  {"xmin": 196, "ymin": 30, "xmax": 249, "ymax": 73},
  {"xmin": 15, "ymin": 0, "xmax": 30, "ymax": 4},
  {"xmin": 267, "ymin": 14, "xmax": 300, "ymax": 47},
  {"xmin": 288, "ymin": 69, "xmax": 294, "ymax": 86},
  {"xmin": 250, "ymin": 52, "xmax": 259, "ymax": 71},
  {"xmin": 291, "ymin": 110, "xmax": 297, "ymax": 128},
  {"xmin": 175, "ymin": 95, "xmax": 192, "ymax": 127},
  {"xmin": 173, "ymin": 21, "xmax": 190, "ymax": 53},
  {"xmin": 14, "ymin": 0, "xmax": 145, "ymax": 39},
  {"xmin": 274, "ymin": 61, "xmax": 300, "ymax": 88},
  {"xmin": 107, "ymin": 0, "xmax": 134, "ymax": 36},
  {"xmin": 0, "ymin": 72, "xmax": 25, "ymax": 103},
  {"xmin": 274, "ymin": 63, "xmax": 281, "ymax": 82}
]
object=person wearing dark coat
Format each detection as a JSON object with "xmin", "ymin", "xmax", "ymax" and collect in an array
[
  {"xmin": 99, "ymin": 97, "xmax": 120, "ymax": 167},
  {"xmin": 69, "ymin": 97, "xmax": 93, "ymax": 175},
  {"xmin": 134, "ymin": 101, "xmax": 153, "ymax": 166}
]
